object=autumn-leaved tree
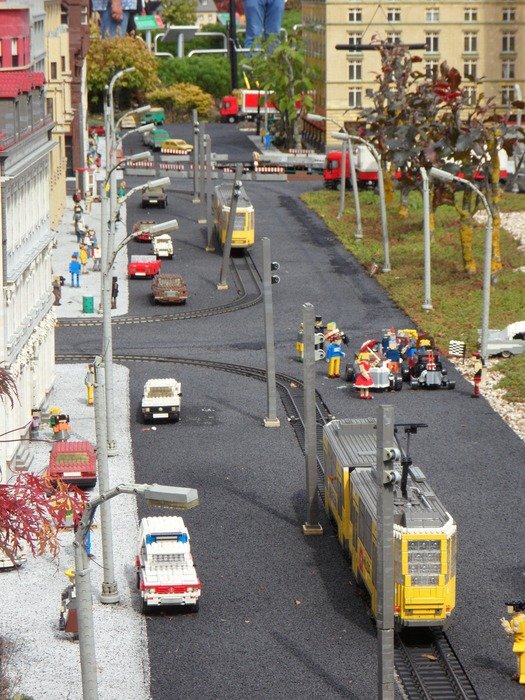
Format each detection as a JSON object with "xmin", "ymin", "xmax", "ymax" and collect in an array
[
  {"xmin": 249, "ymin": 35, "xmax": 316, "ymax": 149},
  {"xmin": 358, "ymin": 40, "xmax": 517, "ymax": 275},
  {"xmin": 0, "ymin": 368, "xmax": 87, "ymax": 564},
  {"xmin": 87, "ymin": 35, "xmax": 161, "ymax": 109}
]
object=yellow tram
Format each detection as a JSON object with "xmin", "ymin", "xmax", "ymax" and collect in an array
[
  {"xmin": 323, "ymin": 417, "xmax": 457, "ymax": 628},
  {"xmin": 213, "ymin": 183, "xmax": 255, "ymax": 250}
]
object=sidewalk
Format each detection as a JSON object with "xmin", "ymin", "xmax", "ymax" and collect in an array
[{"xmin": 53, "ymin": 180, "xmax": 129, "ymax": 319}]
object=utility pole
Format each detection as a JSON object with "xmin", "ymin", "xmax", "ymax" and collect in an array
[
  {"xmin": 198, "ymin": 126, "xmax": 206, "ymax": 223},
  {"xmin": 376, "ymin": 405, "xmax": 397, "ymax": 699},
  {"xmin": 337, "ymin": 138, "xmax": 347, "ymax": 219},
  {"xmin": 192, "ymin": 109, "xmax": 200, "ymax": 201},
  {"xmin": 262, "ymin": 237, "xmax": 280, "ymax": 428},
  {"xmin": 302, "ymin": 302, "xmax": 323, "ymax": 536},
  {"xmin": 217, "ymin": 164, "xmax": 242, "ymax": 290},
  {"xmin": 205, "ymin": 134, "xmax": 214, "ymax": 252}
]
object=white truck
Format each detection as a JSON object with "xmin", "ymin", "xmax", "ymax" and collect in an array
[
  {"xmin": 141, "ymin": 378, "xmax": 182, "ymax": 422},
  {"xmin": 136, "ymin": 516, "xmax": 201, "ymax": 613},
  {"xmin": 152, "ymin": 233, "xmax": 174, "ymax": 259}
]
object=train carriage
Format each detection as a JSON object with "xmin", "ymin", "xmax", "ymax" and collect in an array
[
  {"xmin": 213, "ymin": 183, "xmax": 255, "ymax": 250},
  {"xmin": 323, "ymin": 417, "xmax": 457, "ymax": 629}
]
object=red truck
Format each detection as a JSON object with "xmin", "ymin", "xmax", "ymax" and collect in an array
[
  {"xmin": 219, "ymin": 89, "xmax": 279, "ymax": 123},
  {"xmin": 324, "ymin": 147, "xmax": 379, "ymax": 189}
]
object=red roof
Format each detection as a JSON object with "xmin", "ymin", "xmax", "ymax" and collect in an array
[{"xmin": 0, "ymin": 70, "xmax": 45, "ymax": 98}]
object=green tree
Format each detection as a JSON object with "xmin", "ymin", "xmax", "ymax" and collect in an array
[
  {"xmin": 161, "ymin": 0, "xmax": 197, "ymax": 25},
  {"xmin": 87, "ymin": 35, "xmax": 161, "ymax": 109},
  {"xmin": 158, "ymin": 56, "xmax": 231, "ymax": 99},
  {"xmin": 249, "ymin": 36, "xmax": 316, "ymax": 148}
]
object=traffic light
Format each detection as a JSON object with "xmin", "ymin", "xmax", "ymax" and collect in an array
[{"xmin": 271, "ymin": 261, "xmax": 280, "ymax": 284}]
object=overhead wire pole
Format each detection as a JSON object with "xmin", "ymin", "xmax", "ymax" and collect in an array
[
  {"xmin": 261, "ymin": 237, "xmax": 280, "ymax": 428},
  {"xmin": 205, "ymin": 134, "xmax": 215, "ymax": 252},
  {"xmin": 192, "ymin": 109, "xmax": 200, "ymax": 201},
  {"xmin": 302, "ymin": 302, "xmax": 323, "ymax": 536},
  {"xmin": 420, "ymin": 167, "xmax": 433, "ymax": 310},
  {"xmin": 217, "ymin": 163, "xmax": 242, "ymax": 290},
  {"xmin": 376, "ymin": 404, "xmax": 397, "ymax": 700},
  {"xmin": 228, "ymin": 0, "xmax": 238, "ymax": 91},
  {"xmin": 198, "ymin": 126, "xmax": 206, "ymax": 223},
  {"xmin": 337, "ymin": 138, "xmax": 347, "ymax": 219}
]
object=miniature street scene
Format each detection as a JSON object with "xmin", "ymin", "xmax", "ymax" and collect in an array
[{"xmin": 0, "ymin": 5, "xmax": 524, "ymax": 700}]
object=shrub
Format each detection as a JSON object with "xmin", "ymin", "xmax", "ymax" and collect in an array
[
  {"xmin": 158, "ymin": 56, "xmax": 231, "ymax": 99},
  {"xmin": 145, "ymin": 83, "xmax": 214, "ymax": 121}
]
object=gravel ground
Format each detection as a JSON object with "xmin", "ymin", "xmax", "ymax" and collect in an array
[
  {"xmin": 0, "ymin": 364, "xmax": 150, "ymax": 700},
  {"xmin": 454, "ymin": 211, "xmax": 525, "ymax": 442}
]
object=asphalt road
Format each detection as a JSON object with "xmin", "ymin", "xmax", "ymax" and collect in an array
[{"xmin": 58, "ymin": 123, "xmax": 524, "ymax": 699}]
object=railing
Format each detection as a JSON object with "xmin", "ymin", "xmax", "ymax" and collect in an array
[{"xmin": 0, "ymin": 114, "xmax": 53, "ymax": 152}]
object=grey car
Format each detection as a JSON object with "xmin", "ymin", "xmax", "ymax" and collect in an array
[{"xmin": 482, "ymin": 321, "xmax": 525, "ymax": 357}]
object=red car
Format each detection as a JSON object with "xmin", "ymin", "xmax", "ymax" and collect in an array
[
  {"xmin": 128, "ymin": 255, "xmax": 161, "ymax": 279},
  {"xmin": 88, "ymin": 125, "xmax": 105, "ymax": 137},
  {"xmin": 133, "ymin": 220, "xmax": 156, "ymax": 242},
  {"xmin": 47, "ymin": 441, "xmax": 97, "ymax": 489}
]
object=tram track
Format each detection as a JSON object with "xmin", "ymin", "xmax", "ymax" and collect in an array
[
  {"xmin": 55, "ymin": 353, "xmax": 478, "ymax": 699},
  {"xmin": 57, "ymin": 252, "xmax": 262, "ymax": 328}
]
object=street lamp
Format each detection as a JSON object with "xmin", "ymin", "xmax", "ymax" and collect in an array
[
  {"xmin": 332, "ymin": 131, "xmax": 391, "ymax": 271},
  {"xmin": 306, "ymin": 113, "xmax": 362, "ymax": 235},
  {"xmin": 430, "ymin": 167, "xmax": 493, "ymax": 361},
  {"xmin": 74, "ymin": 482, "xmax": 199, "ymax": 700}
]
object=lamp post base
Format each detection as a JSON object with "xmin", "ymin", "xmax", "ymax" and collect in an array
[
  {"xmin": 263, "ymin": 417, "xmax": 280, "ymax": 428},
  {"xmin": 100, "ymin": 581, "xmax": 120, "ymax": 604},
  {"xmin": 302, "ymin": 523, "xmax": 323, "ymax": 536},
  {"xmin": 216, "ymin": 282, "xmax": 229, "ymax": 290}
]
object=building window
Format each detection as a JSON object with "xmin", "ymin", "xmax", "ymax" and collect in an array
[
  {"xmin": 464, "ymin": 7, "xmax": 478, "ymax": 21},
  {"xmin": 61, "ymin": 4, "xmax": 68, "ymax": 23},
  {"xmin": 348, "ymin": 33, "xmax": 362, "ymax": 47},
  {"xmin": 425, "ymin": 8, "xmax": 439, "ymax": 22},
  {"xmin": 348, "ymin": 88, "xmax": 362, "ymax": 108},
  {"xmin": 502, "ymin": 7, "xmax": 516, "ymax": 22},
  {"xmin": 46, "ymin": 97, "xmax": 54, "ymax": 118},
  {"xmin": 348, "ymin": 8, "xmax": 362, "ymax": 22},
  {"xmin": 502, "ymin": 60, "xmax": 515, "ymax": 79},
  {"xmin": 386, "ymin": 32, "xmax": 401, "ymax": 45},
  {"xmin": 426, "ymin": 33, "xmax": 439, "ymax": 52},
  {"xmin": 426, "ymin": 61, "xmax": 438, "ymax": 80},
  {"xmin": 465, "ymin": 87, "xmax": 477, "ymax": 106},
  {"xmin": 50, "ymin": 62, "xmax": 57, "ymax": 80},
  {"xmin": 464, "ymin": 61, "xmax": 477, "ymax": 80},
  {"xmin": 348, "ymin": 61, "xmax": 362, "ymax": 81},
  {"xmin": 61, "ymin": 56, "xmax": 66, "ymax": 72},
  {"xmin": 464, "ymin": 33, "xmax": 478, "ymax": 52},
  {"xmin": 387, "ymin": 7, "xmax": 401, "ymax": 22},
  {"xmin": 11, "ymin": 38, "xmax": 18, "ymax": 67},
  {"xmin": 501, "ymin": 85, "xmax": 515, "ymax": 105},
  {"xmin": 502, "ymin": 33, "xmax": 516, "ymax": 52}
]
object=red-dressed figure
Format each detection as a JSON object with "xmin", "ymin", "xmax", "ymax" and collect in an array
[
  {"xmin": 472, "ymin": 351, "xmax": 484, "ymax": 398},
  {"xmin": 354, "ymin": 352, "xmax": 374, "ymax": 399}
]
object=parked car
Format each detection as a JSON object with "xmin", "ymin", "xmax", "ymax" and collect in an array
[
  {"xmin": 128, "ymin": 255, "xmax": 161, "ymax": 279},
  {"xmin": 481, "ymin": 321, "xmax": 525, "ymax": 357},
  {"xmin": 161, "ymin": 138, "xmax": 193, "ymax": 153},
  {"xmin": 46, "ymin": 440, "xmax": 97, "ymax": 489},
  {"xmin": 403, "ymin": 349, "xmax": 455, "ymax": 390},
  {"xmin": 142, "ymin": 186, "xmax": 167, "ymax": 209},
  {"xmin": 120, "ymin": 113, "xmax": 139, "ymax": 128},
  {"xmin": 152, "ymin": 234, "xmax": 174, "ymax": 259},
  {"xmin": 140, "ymin": 107, "xmax": 166, "ymax": 126},
  {"xmin": 152, "ymin": 273, "xmax": 188, "ymax": 304},
  {"xmin": 142, "ymin": 127, "xmax": 170, "ymax": 151},
  {"xmin": 132, "ymin": 220, "xmax": 156, "ymax": 242}
]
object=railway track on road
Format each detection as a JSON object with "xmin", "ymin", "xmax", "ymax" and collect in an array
[
  {"xmin": 55, "ymin": 354, "xmax": 478, "ymax": 699},
  {"xmin": 58, "ymin": 251, "xmax": 262, "ymax": 328}
]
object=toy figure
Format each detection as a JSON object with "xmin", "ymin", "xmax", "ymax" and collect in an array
[
  {"xmin": 326, "ymin": 338, "xmax": 345, "ymax": 378},
  {"xmin": 52, "ymin": 275, "xmax": 65, "ymax": 306},
  {"xmin": 69, "ymin": 253, "xmax": 81, "ymax": 287},
  {"xmin": 501, "ymin": 601, "xmax": 525, "ymax": 684},
  {"xmin": 117, "ymin": 180, "xmax": 127, "ymax": 198},
  {"xmin": 49, "ymin": 406, "xmax": 61, "ymax": 429},
  {"xmin": 385, "ymin": 339, "xmax": 401, "ymax": 374},
  {"xmin": 111, "ymin": 276, "xmax": 119, "ymax": 309},
  {"xmin": 92, "ymin": 245, "xmax": 102, "ymax": 271},
  {"xmin": 84, "ymin": 364, "xmax": 95, "ymax": 406},
  {"xmin": 79, "ymin": 245, "xmax": 89, "ymax": 274},
  {"xmin": 30, "ymin": 409, "xmax": 41, "ymax": 440},
  {"xmin": 354, "ymin": 351, "xmax": 374, "ymax": 399},
  {"xmin": 91, "ymin": 0, "xmax": 137, "ymax": 37},
  {"xmin": 472, "ymin": 351, "xmax": 484, "ymax": 398},
  {"xmin": 72, "ymin": 189, "xmax": 83, "ymax": 205},
  {"xmin": 53, "ymin": 413, "xmax": 71, "ymax": 441}
]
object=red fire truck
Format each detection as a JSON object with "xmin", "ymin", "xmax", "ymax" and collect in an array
[{"xmin": 323, "ymin": 147, "xmax": 379, "ymax": 189}]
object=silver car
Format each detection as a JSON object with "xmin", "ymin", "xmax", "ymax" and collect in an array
[{"xmin": 482, "ymin": 321, "xmax": 525, "ymax": 357}]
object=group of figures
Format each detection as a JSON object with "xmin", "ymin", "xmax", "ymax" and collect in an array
[{"xmin": 296, "ymin": 323, "xmax": 485, "ymax": 397}]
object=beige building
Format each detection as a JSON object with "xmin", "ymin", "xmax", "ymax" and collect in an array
[
  {"xmin": 302, "ymin": 1, "xmax": 525, "ymax": 149},
  {"xmin": 45, "ymin": 0, "xmax": 73, "ymax": 230}
]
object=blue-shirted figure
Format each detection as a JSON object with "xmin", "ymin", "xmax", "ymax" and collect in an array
[{"xmin": 244, "ymin": 0, "xmax": 285, "ymax": 51}]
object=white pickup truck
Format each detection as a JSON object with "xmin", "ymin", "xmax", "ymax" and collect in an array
[
  {"xmin": 141, "ymin": 378, "xmax": 181, "ymax": 422},
  {"xmin": 136, "ymin": 516, "xmax": 201, "ymax": 613},
  {"xmin": 152, "ymin": 233, "xmax": 174, "ymax": 259}
]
